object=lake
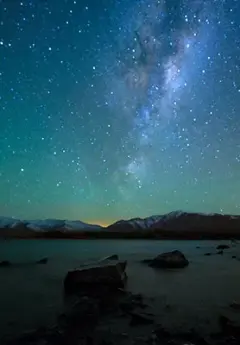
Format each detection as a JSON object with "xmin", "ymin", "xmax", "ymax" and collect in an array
[{"xmin": 0, "ymin": 239, "xmax": 240, "ymax": 341}]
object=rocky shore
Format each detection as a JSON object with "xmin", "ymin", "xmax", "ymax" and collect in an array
[{"xmin": 2, "ymin": 250, "xmax": 240, "ymax": 345}]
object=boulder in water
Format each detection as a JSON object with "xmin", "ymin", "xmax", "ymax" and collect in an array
[
  {"xmin": 148, "ymin": 250, "xmax": 189, "ymax": 269},
  {"xmin": 64, "ymin": 261, "xmax": 127, "ymax": 295},
  {"xmin": 216, "ymin": 244, "xmax": 230, "ymax": 250},
  {"xmin": 36, "ymin": 257, "xmax": 48, "ymax": 264}
]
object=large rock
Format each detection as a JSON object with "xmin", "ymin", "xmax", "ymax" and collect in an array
[
  {"xmin": 36, "ymin": 257, "xmax": 48, "ymax": 264},
  {"xmin": 148, "ymin": 250, "xmax": 189, "ymax": 269},
  {"xmin": 64, "ymin": 261, "xmax": 127, "ymax": 295}
]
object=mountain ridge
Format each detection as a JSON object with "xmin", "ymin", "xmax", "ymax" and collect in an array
[{"xmin": 1, "ymin": 211, "xmax": 240, "ymax": 239}]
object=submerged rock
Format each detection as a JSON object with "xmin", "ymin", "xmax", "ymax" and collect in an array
[
  {"xmin": 148, "ymin": 250, "xmax": 189, "ymax": 269},
  {"xmin": 217, "ymin": 250, "xmax": 224, "ymax": 255},
  {"xmin": 216, "ymin": 244, "xmax": 230, "ymax": 250},
  {"xmin": 0, "ymin": 260, "xmax": 11, "ymax": 267},
  {"xmin": 64, "ymin": 261, "xmax": 127, "ymax": 295},
  {"xmin": 204, "ymin": 253, "xmax": 212, "ymax": 256}
]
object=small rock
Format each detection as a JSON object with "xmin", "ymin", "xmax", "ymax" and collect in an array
[
  {"xmin": 165, "ymin": 304, "xmax": 172, "ymax": 311},
  {"xmin": 36, "ymin": 257, "xmax": 48, "ymax": 264},
  {"xmin": 119, "ymin": 293, "xmax": 146, "ymax": 313},
  {"xmin": 218, "ymin": 315, "xmax": 240, "ymax": 336},
  {"xmin": 217, "ymin": 250, "xmax": 223, "ymax": 255},
  {"xmin": 230, "ymin": 301, "xmax": 240, "ymax": 311},
  {"xmin": 154, "ymin": 324, "xmax": 170, "ymax": 340},
  {"xmin": 0, "ymin": 260, "xmax": 11, "ymax": 267},
  {"xmin": 129, "ymin": 311, "xmax": 154, "ymax": 326},
  {"xmin": 174, "ymin": 329, "xmax": 210, "ymax": 345},
  {"xmin": 148, "ymin": 250, "xmax": 189, "ymax": 269},
  {"xmin": 216, "ymin": 244, "xmax": 230, "ymax": 250},
  {"xmin": 119, "ymin": 300, "xmax": 135, "ymax": 313},
  {"xmin": 133, "ymin": 293, "xmax": 142, "ymax": 300},
  {"xmin": 120, "ymin": 333, "xmax": 128, "ymax": 338}
]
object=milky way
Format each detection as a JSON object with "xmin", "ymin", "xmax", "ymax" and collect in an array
[{"xmin": 1, "ymin": 0, "xmax": 240, "ymax": 224}]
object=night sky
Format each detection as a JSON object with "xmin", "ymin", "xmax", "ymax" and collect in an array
[{"xmin": 1, "ymin": 0, "xmax": 240, "ymax": 225}]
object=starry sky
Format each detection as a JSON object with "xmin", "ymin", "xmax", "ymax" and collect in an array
[{"xmin": 1, "ymin": 0, "xmax": 240, "ymax": 225}]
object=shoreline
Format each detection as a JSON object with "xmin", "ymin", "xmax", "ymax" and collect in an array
[{"xmin": 1, "ymin": 230, "xmax": 240, "ymax": 240}]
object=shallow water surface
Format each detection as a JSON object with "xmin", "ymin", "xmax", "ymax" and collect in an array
[{"xmin": 0, "ymin": 239, "xmax": 239, "ymax": 339}]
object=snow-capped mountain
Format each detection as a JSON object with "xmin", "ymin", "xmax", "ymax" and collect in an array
[
  {"xmin": 0, "ymin": 216, "xmax": 102, "ymax": 233},
  {"xmin": 107, "ymin": 211, "xmax": 240, "ymax": 233},
  {"xmin": 1, "ymin": 211, "xmax": 240, "ymax": 238},
  {"xmin": 107, "ymin": 215, "xmax": 163, "ymax": 231},
  {"xmin": 151, "ymin": 211, "xmax": 240, "ymax": 232}
]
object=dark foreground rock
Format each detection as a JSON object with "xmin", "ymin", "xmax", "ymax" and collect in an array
[
  {"xmin": 144, "ymin": 250, "xmax": 189, "ymax": 269},
  {"xmin": 64, "ymin": 261, "xmax": 127, "ymax": 296},
  {"xmin": 4, "ymin": 293, "xmax": 240, "ymax": 345},
  {"xmin": 0, "ymin": 260, "xmax": 11, "ymax": 267}
]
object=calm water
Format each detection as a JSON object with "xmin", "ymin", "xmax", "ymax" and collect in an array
[{"xmin": 0, "ymin": 239, "xmax": 239, "ymax": 340}]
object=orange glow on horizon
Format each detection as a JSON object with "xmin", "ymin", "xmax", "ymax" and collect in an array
[{"xmin": 87, "ymin": 220, "xmax": 113, "ymax": 227}]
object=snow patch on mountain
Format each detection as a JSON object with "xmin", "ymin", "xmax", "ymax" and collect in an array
[{"xmin": 0, "ymin": 217, "xmax": 102, "ymax": 231}]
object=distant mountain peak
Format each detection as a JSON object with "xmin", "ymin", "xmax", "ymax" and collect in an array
[{"xmin": 0, "ymin": 216, "xmax": 102, "ymax": 232}]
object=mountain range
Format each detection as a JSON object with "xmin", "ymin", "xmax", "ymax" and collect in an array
[{"xmin": 1, "ymin": 211, "xmax": 240, "ymax": 239}]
